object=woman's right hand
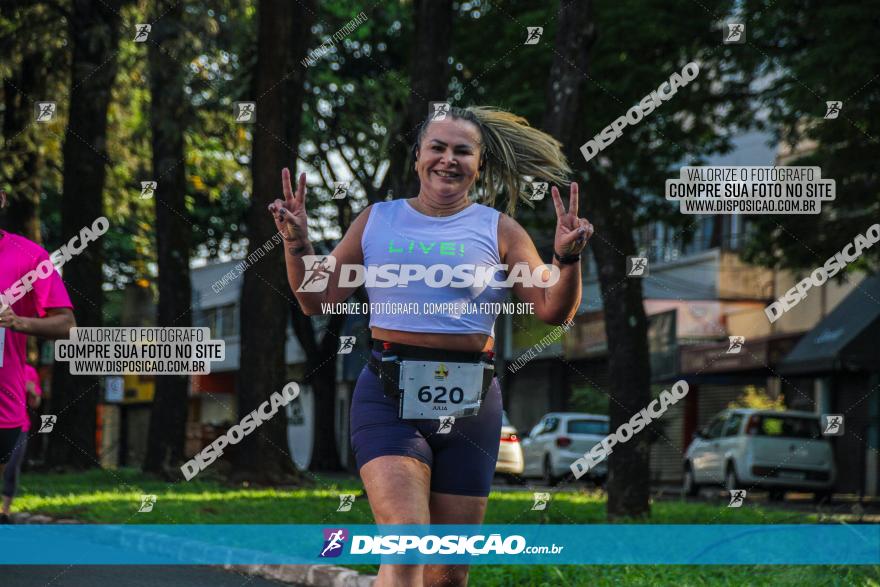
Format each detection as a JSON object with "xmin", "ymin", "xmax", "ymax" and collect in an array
[{"xmin": 268, "ymin": 168, "xmax": 309, "ymax": 247}]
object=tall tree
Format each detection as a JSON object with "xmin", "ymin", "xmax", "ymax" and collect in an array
[
  {"xmin": 235, "ymin": 0, "xmax": 315, "ymax": 483},
  {"xmin": 737, "ymin": 0, "xmax": 880, "ymax": 272},
  {"xmin": 541, "ymin": 0, "xmax": 654, "ymax": 522},
  {"xmin": 290, "ymin": 2, "xmax": 409, "ymax": 472},
  {"xmin": 142, "ymin": 0, "xmax": 193, "ymax": 476},
  {"xmin": 453, "ymin": 0, "xmax": 750, "ymax": 517},
  {"xmin": 47, "ymin": 0, "xmax": 126, "ymax": 469},
  {"xmin": 387, "ymin": 0, "xmax": 455, "ymax": 201},
  {"xmin": 0, "ymin": 1, "xmax": 67, "ymax": 241}
]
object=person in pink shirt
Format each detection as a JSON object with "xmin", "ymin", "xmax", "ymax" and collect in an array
[
  {"xmin": 1, "ymin": 362, "xmax": 42, "ymax": 522},
  {"xmin": 0, "ymin": 190, "xmax": 75, "ymax": 521}
]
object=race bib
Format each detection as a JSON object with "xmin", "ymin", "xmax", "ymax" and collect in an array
[{"xmin": 399, "ymin": 360, "xmax": 483, "ymax": 420}]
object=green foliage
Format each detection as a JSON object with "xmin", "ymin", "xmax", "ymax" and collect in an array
[
  {"xmin": 569, "ymin": 385, "xmax": 609, "ymax": 414},
  {"xmin": 728, "ymin": 385, "xmax": 786, "ymax": 410},
  {"xmin": 736, "ymin": 0, "xmax": 880, "ymax": 272}
]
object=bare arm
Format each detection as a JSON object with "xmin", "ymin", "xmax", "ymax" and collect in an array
[
  {"xmin": 499, "ymin": 182, "xmax": 593, "ymax": 325},
  {"xmin": 281, "ymin": 205, "xmax": 372, "ymax": 315},
  {"xmin": 268, "ymin": 168, "xmax": 372, "ymax": 315},
  {"xmin": 1, "ymin": 306, "xmax": 76, "ymax": 339}
]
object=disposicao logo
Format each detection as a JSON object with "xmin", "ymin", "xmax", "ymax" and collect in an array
[{"xmin": 319, "ymin": 528, "xmax": 348, "ymax": 558}]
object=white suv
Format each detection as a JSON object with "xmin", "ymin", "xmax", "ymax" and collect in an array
[
  {"xmin": 521, "ymin": 412, "xmax": 609, "ymax": 485},
  {"xmin": 683, "ymin": 409, "xmax": 836, "ymax": 501}
]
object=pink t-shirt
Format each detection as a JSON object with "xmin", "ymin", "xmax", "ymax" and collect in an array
[
  {"xmin": 22, "ymin": 364, "xmax": 43, "ymax": 433},
  {"xmin": 0, "ymin": 231, "xmax": 73, "ymax": 429}
]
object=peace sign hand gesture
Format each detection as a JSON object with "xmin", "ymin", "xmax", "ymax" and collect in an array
[
  {"xmin": 551, "ymin": 182, "xmax": 594, "ymax": 257},
  {"xmin": 268, "ymin": 168, "xmax": 309, "ymax": 246}
]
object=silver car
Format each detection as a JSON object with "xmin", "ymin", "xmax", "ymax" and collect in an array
[
  {"xmin": 521, "ymin": 412, "xmax": 609, "ymax": 485},
  {"xmin": 683, "ymin": 409, "xmax": 836, "ymax": 501}
]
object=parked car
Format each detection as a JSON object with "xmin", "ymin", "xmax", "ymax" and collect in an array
[
  {"xmin": 521, "ymin": 412, "xmax": 609, "ymax": 485},
  {"xmin": 495, "ymin": 411, "xmax": 524, "ymax": 481},
  {"xmin": 683, "ymin": 409, "xmax": 836, "ymax": 501}
]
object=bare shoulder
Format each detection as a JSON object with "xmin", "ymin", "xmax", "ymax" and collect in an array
[
  {"xmin": 497, "ymin": 212, "xmax": 530, "ymax": 259},
  {"xmin": 345, "ymin": 203, "xmax": 376, "ymax": 238}
]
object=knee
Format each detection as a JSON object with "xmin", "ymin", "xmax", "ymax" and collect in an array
[{"xmin": 424, "ymin": 564, "xmax": 469, "ymax": 587}]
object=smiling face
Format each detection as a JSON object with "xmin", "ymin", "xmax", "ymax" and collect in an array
[{"xmin": 414, "ymin": 117, "xmax": 483, "ymax": 202}]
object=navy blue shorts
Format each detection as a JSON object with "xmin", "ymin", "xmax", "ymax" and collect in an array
[{"xmin": 350, "ymin": 356, "xmax": 502, "ymax": 497}]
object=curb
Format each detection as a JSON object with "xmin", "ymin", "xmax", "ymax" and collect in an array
[{"xmin": 8, "ymin": 512, "xmax": 377, "ymax": 587}]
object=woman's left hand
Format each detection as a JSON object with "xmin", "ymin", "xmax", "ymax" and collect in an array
[{"xmin": 551, "ymin": 182, "xmax": 594, "ymax": 257}]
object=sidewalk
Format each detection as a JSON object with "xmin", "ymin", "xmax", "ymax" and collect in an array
[{"xmin": 6, "ymin": 512, "xmax": 376, "ymax": 587}]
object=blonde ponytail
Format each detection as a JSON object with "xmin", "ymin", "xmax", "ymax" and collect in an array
[{"xmin": 414, "ymin": 105, "xmax": 571, "ymax": 216}]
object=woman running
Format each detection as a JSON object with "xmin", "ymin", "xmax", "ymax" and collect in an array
[
  {"xmin": 270, "ymin": 106, "xmax": 592, "ymax": 586},
  {"xmin": 0, "ymin": 190, "xmax": 76, "ymax": 513}
]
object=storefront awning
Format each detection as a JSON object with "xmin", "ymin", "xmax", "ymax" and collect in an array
[{"xmin": 778, "ymin": 274, "xmax": 880, "ymax": 375}]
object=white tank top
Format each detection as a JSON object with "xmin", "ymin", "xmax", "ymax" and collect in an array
[{"xmin": 361, "ymin": 199, "xmax": 507, "ymax": 336}]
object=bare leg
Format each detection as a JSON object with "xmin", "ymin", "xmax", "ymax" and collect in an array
[
  {"xmin": 423, "ymin": 492, "xmax": 488, "ymax": 587},
  {"xmin": 360, "ymin": 455, "xmax": 432, "ymax": 587}
]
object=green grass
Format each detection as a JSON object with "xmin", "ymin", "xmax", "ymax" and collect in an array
[
  {"xmin": 14, "ymin": 468, "xmax": 815, "ymax": 525},
  {"xmin": 12, "ymin": 468, "xmax": 880, "ymax": 586}
]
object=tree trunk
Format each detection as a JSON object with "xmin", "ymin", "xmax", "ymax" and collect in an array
[
  {"xmin": 540, "ymin": 1, "xmax": 652, "ymax": 519},
  {"xmin": 46, "ymin": 0, "xmax": 123, "ymax": 470},
  {"xmin": 289, "ymin": 306, "xmax": 347, "ymax": 471},
  {"xmin": 142, "ymin": 0, "xmax": 192, "ymax": 477},
  {"xmin": 234, "ymin": 0, "xmax": 314, "ymax": 484},
  {"xmin": 387, "ymin": 0, "xmax": 454, "ymax": 201},
  {"xmin": 1, "ymin": 51, "xmax": 47, "ymax": 242},
  {"xmin": 589, "ymin": 171, "xmax": 652, "ymax": 520}
]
